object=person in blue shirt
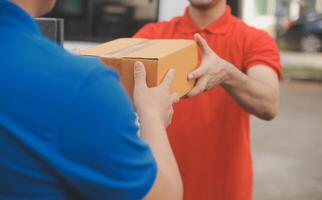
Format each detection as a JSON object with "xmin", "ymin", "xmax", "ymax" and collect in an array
[{"xmin": 0, "ymin": 0, "xmax": 183, "ymax": 199}]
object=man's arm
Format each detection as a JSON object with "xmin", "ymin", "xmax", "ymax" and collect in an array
[
  {"xmin": 133, "ymin": 62, "xmax": 183, "ymax": 200},
  {"xmin": 222, "ymin": 64, "xmax": 279, "ymax": 120},
  {"xmin": 187, "ymin": 34, "xmax": 280, "ymax": 121}
]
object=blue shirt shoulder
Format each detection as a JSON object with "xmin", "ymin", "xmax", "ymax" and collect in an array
[{"xmin": 0, "ymin": 1, "xmax": 156, "ymax": 199}]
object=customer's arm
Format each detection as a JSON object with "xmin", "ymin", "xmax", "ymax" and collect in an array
[
  {"xmin": 132, "ymin": 62, "xmax": 183, "ymax": 200},
  {"xmin": 53, "ymin": 61, "xmax": 181, "ymax": 199},
  {"xmin": 187, "ymin": 34, "xmax": 280, "ymax": 121}
]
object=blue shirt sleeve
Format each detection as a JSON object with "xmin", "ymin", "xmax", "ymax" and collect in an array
[{"xmin": 51, "ymin": 66, "xmax": 157, "ymax": 200}]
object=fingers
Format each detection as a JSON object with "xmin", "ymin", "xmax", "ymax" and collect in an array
[
  {"xmin": 194, "ymin": 33, "xmax": 212, "ymax": 54},
  {"xmin": 70, "ymin": 48, "xmax": 81, "ymax": 55},
  {"xmin": 188, "ymin": 65, "xmax": 208, "ymax": 80},
  {"xmin": 187, "ymin": 77, "xmax": 209, "ymax": 97},
  {"xmin": 161, "ymin": 68, "xmax": 176, "ymax": 89},
  {"xmin": 165, "ymin": 107, "xmax": 174, "ymax": 127},
  {"xmin": 134, "ymin": 61, "xmax": 147, "ymax": 88},
  {"xmin": 171, "ymin": 93, "xmax": 180, "ymax": 104},
  {"xmin": 165, "ymin": 94, "xmax": 178, "ymax": 127}
]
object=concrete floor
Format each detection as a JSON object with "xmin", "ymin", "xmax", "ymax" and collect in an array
[{"xmin": 251, "ymin": 81, "xmax": 322, "ymax": 200}]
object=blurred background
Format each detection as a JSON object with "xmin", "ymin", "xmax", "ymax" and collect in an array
[{"xmin": 44, "ymin": 0, "xmax": 322, "ymax": 199}]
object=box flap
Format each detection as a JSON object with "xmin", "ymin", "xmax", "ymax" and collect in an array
[
  {"xmin": 81, "ymin": 38, "xmax": 196, "ymax": 60},
  {"xmin": 81, "ymin": 38, "xmax": 147, "ymax": 57},
  {"xmin": 123, "ymin": 39, "xmax": 196, "ymax": 59}
]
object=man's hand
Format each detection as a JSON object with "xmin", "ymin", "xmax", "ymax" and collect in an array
[
  {"xmin": 187, "ymin": 34, "xmax": 279, "ymax": 121},
  {"xmin": 187, "ymin": 33, "xmax": 233, "ymax": 97},
  {"xmin": 133, "ymin": 61, "xmax": 179, "ymax": 127}
]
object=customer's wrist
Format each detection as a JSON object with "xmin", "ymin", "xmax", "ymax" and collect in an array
[{"xmin": 137, "ymin": 108, "xmax": 163, "ymax": 126}]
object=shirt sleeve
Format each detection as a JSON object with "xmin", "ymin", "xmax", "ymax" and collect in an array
[
  {"xmin": 242, "ymin": 28, "xmax": 282, "ymax": 79},
  {"xmin": 52, "ymin": 66, "xmax": 157, "ymax": 200}
]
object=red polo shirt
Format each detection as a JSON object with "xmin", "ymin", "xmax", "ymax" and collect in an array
[{"xmin": 134, "ymin": 6, "xmax": 281, "ymax": 200}]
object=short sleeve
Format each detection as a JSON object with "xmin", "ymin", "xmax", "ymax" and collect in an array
[
  {"xmin": 52, "ymin": 67, "xmax": 157, "ymax": 200},
  {"xmin": 242, "ymin": 28, "xmax": 282, "ymax": 79}
]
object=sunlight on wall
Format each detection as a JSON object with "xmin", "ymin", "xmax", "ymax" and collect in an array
[
  {"xmin": 242, "ymin": 0, "xmax": 276, "ymax": 37},
  {"xmin": 158, "ymin": 0, "xmax": 189, "ymax": 21},
  {"xmin": 242, "ymin": 0, "xmax": 255, "ymax": 22}
]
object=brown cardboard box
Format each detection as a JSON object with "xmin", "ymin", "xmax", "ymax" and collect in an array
[{"xmin": 81, "ymin": 38, "xmax": 198, "ymax": 97}]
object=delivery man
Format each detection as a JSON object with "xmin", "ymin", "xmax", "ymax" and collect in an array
[
  {"xmin": 0, "ymin": 0, "xmax": 182, "ymax": 199},
  {"xmin": 134, "ymin": 0, "xmax": 281, "ymax": 199}
]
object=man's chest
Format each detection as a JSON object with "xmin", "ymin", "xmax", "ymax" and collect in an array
[{"xmin": 164, "ymin": 31, "xmax": 245, "ymax": 70}]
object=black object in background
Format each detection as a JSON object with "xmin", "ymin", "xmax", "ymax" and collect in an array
[
  {"xmin": 45, "ymin": 0, "xmax": 159, "ymax": 42},
  {"xmin": 36, "ymin": 18, "xmax": 64, "ymax": 45},
  {"xmin": 227, "ymin": 0, "xmax": 240, "ymax": 17}
]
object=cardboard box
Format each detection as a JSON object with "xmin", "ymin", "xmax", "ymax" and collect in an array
[{"xmin": 81, "ymin": 38, "xmax": 198, "ymax": 97}]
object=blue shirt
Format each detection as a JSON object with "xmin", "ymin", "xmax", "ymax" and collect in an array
[{"xmin": 0, "ymin": 1, "xmax": 156, "ymax": 199}]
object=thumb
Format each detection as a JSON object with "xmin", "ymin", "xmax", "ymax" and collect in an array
[
  {"xmin": 194, "ymin": 33, "xmax": 212, "ymax": 55},
  {"xmin": 188, "ymin": 64, "xmax": 208, "ymax": 80},
  {"xmin": 134, "ymin": 61, "xmax": 147, "ymax": 88},
  {"xmin": 187, "ymin": 76, "xmax": 209, "ymax": 97}
]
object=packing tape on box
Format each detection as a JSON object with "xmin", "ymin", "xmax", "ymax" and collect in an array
[{"xmin": 105, "ymin": 40, "xmax": 157, "ymax": 58}]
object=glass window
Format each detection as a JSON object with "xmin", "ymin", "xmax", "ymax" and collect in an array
[{"xmin": 46, "ymin": 0, "xmax": 159, "ymax": 41}]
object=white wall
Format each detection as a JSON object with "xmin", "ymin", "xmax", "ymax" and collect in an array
[
  {"xmin": 124, "ymin": 0, "xmax": 158, "ymax": 20},
  {"xmin": 316, "ymin": 0, "xmax": 322, "ymax": 13},
  {"xmin": 241, "ymin": 0, "xmax": 276, "ymax": 37},
  {"xmin": 158, "ymin": 0, "xmax": 189, "ymax": 21},
  {"xmin": 241, "ymin": 0, "xmax": 255, "ymax": 23}
]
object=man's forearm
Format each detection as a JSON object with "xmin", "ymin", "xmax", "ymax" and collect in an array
[
  {"xmin": 221, "ymin": 64, "xmax": 279, "ymax": 121},
  {"xmin": 186, "ymin": 33, "xmax": 280, "ymax": 120}
]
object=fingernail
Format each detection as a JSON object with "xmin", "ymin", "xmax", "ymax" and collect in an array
[{"xmin": 188, "ymin": 74, "xmax": 193, "ymax": 80}]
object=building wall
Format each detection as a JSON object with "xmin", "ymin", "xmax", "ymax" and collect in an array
[
  {"xmin": 123, "ymin": 0, "xmax": 158, "ymax": 20},
  {"xmin": 158, "ymin": 0, "xmax": 188, "ymax": 21},
  {"xmin": 241, "ymin": 0, "xmax": 277, "ymax": 37}
]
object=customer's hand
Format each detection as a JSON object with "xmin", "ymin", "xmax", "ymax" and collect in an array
[
  {"xmin": 133, "ymin": 61, "xmax": 179, "ymax": 127},
  {"xmin": 187, "ymin": 33, "xmax": 233, "ymax": 97},
  {"xmin": 70, "ymin": 48, "xmax": 81, "ymax": 55}
]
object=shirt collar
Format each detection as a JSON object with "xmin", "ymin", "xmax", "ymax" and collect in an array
[
  {"xmin": 0, "ymin": 0, "xmax": 41, "ymax": 35},
  {"xmin": 179, "ymin": 5, "xmax": 232, "ymax": 34}
]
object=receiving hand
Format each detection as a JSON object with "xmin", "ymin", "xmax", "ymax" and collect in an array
[
  {"xmin": 187, "ymin": 33, "xmax": 233, "ymax": 97},
  {"xmin": 133, "ymin": 62, "xmax": 179, "ymax": 127}
]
